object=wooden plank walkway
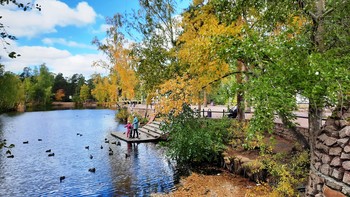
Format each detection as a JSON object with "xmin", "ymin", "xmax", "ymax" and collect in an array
[{"xmin": 111, "ymin": 121, "xmax": 166, "ymax": 143}]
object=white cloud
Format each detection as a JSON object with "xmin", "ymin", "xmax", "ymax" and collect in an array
[
  {"xmin": 91, "ymin": 24, "xmax": 112, "ymax": 34},
  {"xmin": 42, "ymin": 37, "xmax": 96, "ymax": 49},
  {"xmin": 0, "ymin": 0, "xmax": 97, "ymax": 38},
  {"xmin": 1, "ymin": 44, "xmax": 109, "ymax": 78}
]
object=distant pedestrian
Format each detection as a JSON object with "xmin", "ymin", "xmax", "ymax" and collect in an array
[
  {"xmin": 132, "ymin": 115, "xmax": 139, "ymax": 138},
  {"xmin": 228, "ymin": 106, "xmax": 238, "ymax": 118},
  {"xmin": 124, "ymin": 121, "xmax": 132, "ymax": 138}
]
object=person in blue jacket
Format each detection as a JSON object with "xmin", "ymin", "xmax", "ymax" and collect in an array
[{"xmin": 132, "ymin": 115, "xmax": 139, "ymax": 138}]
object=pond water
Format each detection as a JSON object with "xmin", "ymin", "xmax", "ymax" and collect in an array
[{"xmin": 0, "ymin": 109, "xmax": 177, "ymax": 196}]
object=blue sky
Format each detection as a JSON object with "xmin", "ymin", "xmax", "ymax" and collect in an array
[{"xmin": 0, "ymin": 0, "xmax": 190, "ymax": 78}]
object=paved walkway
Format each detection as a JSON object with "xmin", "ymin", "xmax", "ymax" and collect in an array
[{"xmin": 129, "ymin": 104, "xmax": 331, "ymax": 129}]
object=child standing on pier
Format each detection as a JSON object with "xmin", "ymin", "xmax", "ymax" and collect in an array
[{"xmin": 125, "ymin": 121, "xmax": 133, "ymax": 138}]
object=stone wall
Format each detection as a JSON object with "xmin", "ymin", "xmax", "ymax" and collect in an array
[
  {"xmin": 306, "ymin": 108, "xmax": 350, "ymax": 197},
  {"xmin": 274, "ymin": 123, "xmax": 309, "ymax": 142}
]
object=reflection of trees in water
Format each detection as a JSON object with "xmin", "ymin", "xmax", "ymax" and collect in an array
[
  {"xmin": 0, "ymin": 109, "xmax": 177, "ymax": 195},
  {"xmin": 104, "ymin": 139, "xmax": 176, "ymax": 195},
  {"xmin": 127, "ymin": 142, "xmax": 139, "ymax": 158},
  {"xmin": 0, "ymin": 116, "xmax": 4, "ymax": 143},
  {"xmin": 0, "ymin": 116, "xmax": 4, "ymax": 183},
  {"xmin": 107, "ymin": 141, "xmax": 133, "ymax": 195}
]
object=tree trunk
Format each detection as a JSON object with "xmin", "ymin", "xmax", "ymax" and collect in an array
[
  {"xmin": 314, "ymin": 0, "xmax": 325, "ymax": 52},
  {"xmin": 308, "ymin": 102, "xmax": 323, "ymax": 153},
  {"xmin": 145, "ymin": 103, "xmax": 148, "ymax": 119},
  {"xmin": 203, "ymin": 90, "xmax": 207, "ymax": 107},
  {"xmin": 236, "ymin": 60, "xmax": 245, "ymax": 121},
  {"xmin": 307, "ymin": 0, "xmax": 325, "ymax": 156},
  {"xmin": 279, "ymin": 114, "xmax": 310, "ymax": 149},
  {"xmin": 306, "ymin": 1, "xmax": 326, "ymax": 194},
  {"xmin": 237, "ymin": 92, "xmax": 245, "ymax": 120}
]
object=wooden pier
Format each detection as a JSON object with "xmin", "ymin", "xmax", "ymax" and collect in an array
[{"xmin": 111, "ymin": 121, "xmax": 166, "ymax": 143}]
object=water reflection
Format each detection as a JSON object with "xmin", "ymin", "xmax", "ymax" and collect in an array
[{"xmin": 0, "ymin": 109, "xmax": 176, "ymax": 196}]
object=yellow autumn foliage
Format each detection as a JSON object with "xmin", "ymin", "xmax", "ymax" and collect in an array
[
  {"xmin": 156, "ymin": 3, "xmax": 243, "ymax": 115},
  {"xmin": 113, "ymin": 45, "xmax": 138, "ymax": 99},
  {"xmin": 157, "ymin": 74, "xmax": 202, "ymax": 115},
  {"xmin": 91, "ymin": 75, "xmax": 109, "ymax": 105}
]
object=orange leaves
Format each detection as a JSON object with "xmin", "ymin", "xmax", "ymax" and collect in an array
[{"xmin": 55, "ymin": 89, "xmax": 65, "ymax": 101}]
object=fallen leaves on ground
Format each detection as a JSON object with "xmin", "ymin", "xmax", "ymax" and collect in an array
[{"xmin": 152, "ymin": 171, "xmax": 271, "ymax": 197}]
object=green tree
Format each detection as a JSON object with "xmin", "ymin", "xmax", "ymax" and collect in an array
[
  {"xmin": 79, "ymin": 84, "xmax": 91, "ymax": 102},
  {"xmin": 25, "ymin": 64, "xmax": 54, "ymax": 105},
  {"xmin": 212, "ymin": 0, "xmax": 350, "ymax": 195},
  {"xmin": 0, "ymin": 65, "xmax": 24, "ymax": 112},
  {"xmin": 127, "ymin": 0, "xmax": 184, "ymax": 105},
  {"xmin": 212, "ymin": 0, "xmax": 350, "ymax": 145},
  {"xmin": 19, "ymin": 67, "xmax": 32, "ymax": 81},
  {"xmin": 67, "ymin": 74, "xmax": 85, "ymax": 102}
]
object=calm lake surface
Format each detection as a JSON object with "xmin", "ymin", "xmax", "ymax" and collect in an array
[{"xmin": 0, "ymin": 109, "xmax": 177, "ymax": 196}]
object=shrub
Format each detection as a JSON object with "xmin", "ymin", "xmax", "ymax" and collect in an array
[
  {"xmin": 116, "ymin": 107, "xmax": 130, "ymax": 123},
  {"xmin": 161, "ymin": 104, "xmax": 230, "ymax": 166},
  {"xmin": 259, "ymin": 150, "xmax": 310, "ymax": 196}
]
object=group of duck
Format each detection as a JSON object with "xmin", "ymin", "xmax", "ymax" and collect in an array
[
  {"xmin": 106, "ymin": 138, "xmax": 121, "ymax": 156},
  {"xmin": 3, "ymin": 133, "xmax": 126, "ymax": 183}
]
